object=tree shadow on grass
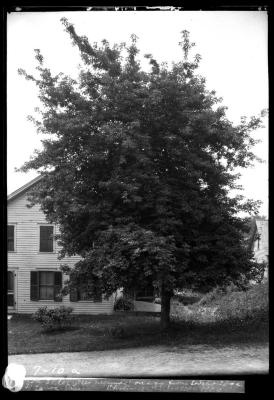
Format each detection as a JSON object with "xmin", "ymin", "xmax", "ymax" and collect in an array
[
  {"xmin": 42, "ymin": 326, "xmax": 80, "ymax": 335},
  {"xmin": 94, "ymin": 316, "xmax": 269, "ymax": 351},
  {"xmin": 8, "ymin": 312, "xmax": 268, "ymax": 355}
]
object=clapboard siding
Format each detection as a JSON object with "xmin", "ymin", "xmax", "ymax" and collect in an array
[{"xmin": 8, "ymin": 191, "xmax": 114, "ymax": 314}]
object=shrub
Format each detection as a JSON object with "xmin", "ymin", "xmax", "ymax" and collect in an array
[
  {"xmin": 114, "ymin": 296, "xmax": 134, "ymax": 311},
  {"xmin": 32, "ymin": 306, "xmax": 48, "ymax": 323},
  {"xmin": 33, "ymin": 306, "xmax": 74, "ymax": 331},
  {"xmin": 171, "ymin": 282, "xmax": 269, "ymax": 326},
  {"xmin": 171, "ymin": 299, "xmax": 218, "ymax": 324},
  {"xmin": 198, "ymin": 283, "xmax": 241, "ymax": 306}
]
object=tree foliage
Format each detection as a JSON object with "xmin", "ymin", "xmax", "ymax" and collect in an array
[{"xmin": 18, "ymin": 19, "xmax": 266, "ymax": 326}]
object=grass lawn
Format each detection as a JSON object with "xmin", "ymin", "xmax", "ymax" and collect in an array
[
  {"xmin": 8, "ymin": 283, "xmax": 268, "ymax": 355},
  {"xmin": 8, "ymin": 308, "xmax": 268, "ymax": 355}
]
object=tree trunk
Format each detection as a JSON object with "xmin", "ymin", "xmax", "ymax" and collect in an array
[{"xmin": 160, "ymin": 286, "xmax": 172, "ymax": 330}]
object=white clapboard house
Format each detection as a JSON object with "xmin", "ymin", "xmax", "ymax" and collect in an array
[{"xmin": 7, "ymin": 176, "xmax": 115, "ymax": 314}]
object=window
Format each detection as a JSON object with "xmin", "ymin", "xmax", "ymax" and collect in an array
[
  {"xmin": 135, "ymin": 284, "xmax": 155, "ymax": 302},
  {"xmin": 70, "ymin": 279, "xmax": 102, "ymax": 303},
  {"xmin": 8, "ymin": 225, "xmax": 15, "ymax": 251},
  {"xmin": 30, "ymin": 271, "xmax": 62, "ymax": 301},
  {"xmin": 40, "ymin": 226, "xmax": 54, "ymax": 252},
  {"xmin": 39, "ymin": 272, "xmax": 55, "ymax": 300},
  {"xmin": 78, "ymin": 285, "xmax": 102, "ymax": 302}
]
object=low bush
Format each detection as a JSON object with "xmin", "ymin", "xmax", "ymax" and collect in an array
[
  {"xmin": 32, "ymin": 306, "xmax": 74, "ymax": 332},
  {"xmin": 198, "ymin": 283, "xmax": 241, "ymax": 306},
  {"xmin": 114, "ymin": 296, "xmax": 134, "ymax": 311},
  {"xmin": 171, "ymin": 299, "xmax": 218, "ymax": 324},
  {"xmin": 33, "ymin": 305, "xmax": 49, "ymax": 323}
]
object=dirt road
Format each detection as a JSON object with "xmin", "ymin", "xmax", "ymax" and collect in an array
[{"xmin": 8, "ymin": 343, "xmax": 268, "ymax": 377}]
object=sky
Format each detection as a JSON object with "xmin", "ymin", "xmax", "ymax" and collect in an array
[{"xmin": 7, "ymin": 10, "xmax": 268, "ymax": 216}]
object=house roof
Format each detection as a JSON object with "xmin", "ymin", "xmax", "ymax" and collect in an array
[{"xmin": 8, "ymin": 175, "xmax": 43, "ymax": 202}]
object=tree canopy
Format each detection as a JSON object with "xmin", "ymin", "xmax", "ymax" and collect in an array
[{"xmin": 18, "ymin": 19, "xmax": 266, "ymax": 327}]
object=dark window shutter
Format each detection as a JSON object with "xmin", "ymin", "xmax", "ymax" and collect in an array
[
  {"xmin": 8, "ymin": 225, "xmax": 14, "ymax": 251},
  {"xmin": 30, "ymin": 271, "xmax": 39, "ymax": 301},
  {"xmin": 93, "ymin": 292, "xmax": 102, "ymax": 303},
  {"xmin": 54, "ymin": 271, "xmax": 62, "ymax": 302},
  {"xmin": 70, "ymin": 287, "xmax": 79, "ymax": 302},
  {"xmin": 8, "ymin": 271, "xmax": 14, "ymax": 291},
  {"xmin": 88, "ymin": 277, "xmax": 102, "ymax": 303},
  {"xmin": 93, "ymin": 284, "xmax": 102, "ymax": 303}
]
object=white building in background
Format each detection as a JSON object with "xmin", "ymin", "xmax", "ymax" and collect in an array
[
  {"xmin": 253, "ymin": 219, "xmax": 269, "ymax": 263},
  {"xmin": 252, "ymin": 219, "xmax": 269, "ymax": 280}
]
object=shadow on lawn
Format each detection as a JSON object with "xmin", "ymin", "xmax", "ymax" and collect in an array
[
  {"xmin": 42, "ymin": 326, "xmax": 80, "ymax": 335},
  {"xmin": 8, "ymin": 312, "xmax": 268, "ymax": 355},
  {"xmin": 42, "ymin": 315, "xmax": 269, "ymax": 345}
]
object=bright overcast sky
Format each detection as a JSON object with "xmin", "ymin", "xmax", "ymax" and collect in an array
[{"xmin": 7, "ymin": 10, "xmax": 268, "ymax": 216}]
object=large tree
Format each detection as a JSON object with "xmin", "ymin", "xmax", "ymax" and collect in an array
[{"xmin": 18, "ymin": 19, "xmax": 266, "ymax": 328}]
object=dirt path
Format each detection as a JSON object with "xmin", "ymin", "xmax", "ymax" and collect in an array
[{"xmin": 8, "ymin": 343, "xmax": 268, "ymax": 377}]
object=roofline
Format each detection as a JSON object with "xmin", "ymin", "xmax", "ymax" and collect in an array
[{"xmin": 8, "ymin": 175, "xmax": 43, "ymax": 202}]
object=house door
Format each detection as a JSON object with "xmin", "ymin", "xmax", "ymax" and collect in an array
[{"xmin": 8, "ymin": 271, "xmax": 17, "ymax": 311}]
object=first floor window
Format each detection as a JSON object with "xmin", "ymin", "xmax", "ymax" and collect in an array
[
  {"xmin": 30, "ymin": 271, "xmax": 62, "ymax": 301},
  {"xmin": 39, "ymin": 272, "xmax": 55, "ymax": 300},
  {"xmin": 8, "ymin": 225, "xmax": 15, "ymax": 251},
  {"xmin": 135, "ymin": 285, "xmax": 155, "ymax": 302},
  {"xmin": 70, "ymin": 278, "xmax": 102, "ymax": 303}
]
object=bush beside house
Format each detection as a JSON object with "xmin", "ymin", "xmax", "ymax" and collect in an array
[
  {"xmin": 114, "ymin": 296, "xmax": 134, "ymax": 311},
  {"xmin": 33, "ymin": 306, "xmax": 74, "ymax": 332}
]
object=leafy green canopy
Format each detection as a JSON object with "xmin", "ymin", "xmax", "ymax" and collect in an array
[{"xmin": 18, "ymin": 20, "xmax": 266, "ymax": 297}]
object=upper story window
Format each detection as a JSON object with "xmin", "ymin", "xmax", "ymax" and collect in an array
[
  {"xmin": 40, "ymin": 226, "xmax": 54, "ymax": 252},
  {"xmin": 8, "ymin": 225, "xmax": 15, "ymax": 251}
]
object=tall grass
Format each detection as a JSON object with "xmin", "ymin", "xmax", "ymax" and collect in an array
[
  {"xmin": 171, "ymin": 282, "xmax": 269, "ymax": 325},
  {"xmin": 216, "ymin": 282, "xmax": 268, "ymax": 323}
]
